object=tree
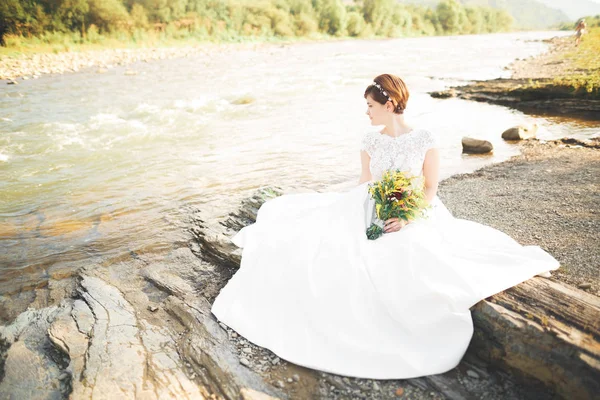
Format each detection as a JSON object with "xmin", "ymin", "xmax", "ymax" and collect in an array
[
  {"xmin": 87, "ymin": 0, "xmax": 131, "ymax": 32},
  {"xmin": 0, "ymin": 0, "xmax": 47, "ymax": 45},
  {"xmin": 436, "ymin": 0, "xmax": 463, "ymax": 34},
  {"xmin": 464, "ymin": 6, "xmax": 484, "ymax": 34},
  {"xmin": 314, "ymin": 0, "xmax": 346, "ymax": 35},
  {"xmin": 0, "ymin": 0, "xmax": 24, "ymax": 45},
  {"xmin": 42, "ymin": 0, "xmax": 89, "ymax": 34},
  {"xmin": 346, "ymin": 11, "xmax": 365, "ymax": 37},
  {"xmin": 361, "ymin": 0, "xmax": 395, "ymax": 35},
  {"xmin": 130, "ymin": 3, "xmax": 149, "ymax": 29}
]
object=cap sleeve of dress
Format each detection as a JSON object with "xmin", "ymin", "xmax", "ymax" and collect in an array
[
  {"xmin": 360, "ymin": 131, "xmax": 377, "ymax": 156},
  {"xmin": 422, "ymin": 130, "xmax": 437, "ymax": 151}
]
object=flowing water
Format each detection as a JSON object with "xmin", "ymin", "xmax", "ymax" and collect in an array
[{"xmin": 1, "ymin": 31, "xmax": 597, "ymax": 295}]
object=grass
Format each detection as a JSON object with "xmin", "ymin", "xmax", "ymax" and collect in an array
[
  {"xmin": 553, "ymin": 27, "xmax": 600, "ymax": 96},
  {"xmin": 0, "ymin": 32, "xmax": 306, "ymax": 59},
  {"xmin": 517, "ymin": 27, "xmax": 600, "ymax": 99},
  {"xmin": 0, "ymin": 27, "xmax": 381, "ymax": 60}
]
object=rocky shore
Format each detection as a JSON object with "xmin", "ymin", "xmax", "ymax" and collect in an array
[
  {"xmin": 0, "ymin": 42, "xmax": 264, "ymax": 82},
  {"xmin": 430, "ymin": 36, "xmax": 600, "ymax": 119}
]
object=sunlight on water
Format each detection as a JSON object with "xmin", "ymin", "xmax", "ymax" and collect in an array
[{"xmin": 0, "ymin": 31, "xmax": 597, "ymax": 294}]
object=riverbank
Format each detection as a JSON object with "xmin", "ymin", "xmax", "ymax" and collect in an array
[
  {"xmin": 0, "ymin": 40, "xmax": 279, "ymax": 81},
  {"xmin": 439, "ymin": 137, "xmax": 600, "ymax": 296},
  {"xmin": 430, "ymin": 29, "xmax": 600, "ymax": 119}
]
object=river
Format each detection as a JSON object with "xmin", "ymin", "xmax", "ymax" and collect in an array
[{"xmin": 0, "ymin": 30, "xmax": 597, "ymax": 296}]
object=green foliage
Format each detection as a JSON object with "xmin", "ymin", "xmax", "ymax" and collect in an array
[
  {"xmin": 437, "ymin": 0, "xmax": 464, "ymax": 34},
  {"xmin": 346, "ymin": 11, "xmax": 365, "ymax": 37},
  {"xmin": 314, "ymin": 0, "xmax": 346, "ymax": 36},
  {"xmin": 130, "ymin": 4, "xmax": 149, "ymax": 29},
  {"xmin": 87, "ymin": 0, "xmax": 131, "ymax": 32},
  {"xmin": 366, "ymin": 224, "xmax": 383, "ymax": 240},
  {"xmin": 0, "ymin": 0, "xmax": 518, "ymax": 48}
]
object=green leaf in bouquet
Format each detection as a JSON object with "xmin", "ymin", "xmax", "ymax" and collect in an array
[{"xmin": 366, "ymin": 224, "xmax": 383, "ymax": 240}]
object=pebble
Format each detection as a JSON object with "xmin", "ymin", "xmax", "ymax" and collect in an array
[
  {"xmin": 578, "ymin": 283, "xmax": 591, "ymax": 290},
  {"xmin": 147, "ymin": 305, "xmax": 159, "ymax": 312},
  {"xmin": 292, "ymin": 374, "xmax": 300, "ymax": 382},
  {"xmin": 276, "ymin": 380, "xmax": 285, "ymax": 388},
  {"xmin": 242, "ymin": 347, "xmax": 252, "ymax": 353},
  {"xmin": 231, "ymin": 332, "xmax": 238, "ymax": 338},
  {"xmin": 287, "ymin": 377, "xmax": 293, "ymax": 383},
  {"xmin": 373, "ymin": 381, "xmax": 381, "ymax": 391},
  {"xmin": 58, "ymin": 372, "xmax": 69, "ymax": 381},
  {"xmin": 467, "ymin": 370, "xmax": 480, "ymax": 379},
  {"xmin": 395, "ymin": 387, "xmax": 404, "ymax": 396},
  {"xmin": 240, "ymin": 357, "xmax": 250, "ymax": 367}
]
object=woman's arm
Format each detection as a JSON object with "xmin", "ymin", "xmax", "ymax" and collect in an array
[
  {"xmin": 358, "ymin": 150, "xmax": 372, "ymax": 184},
  {"xmin": 422, "ymin": 148, "xmax": 440, "ymax": 203}
]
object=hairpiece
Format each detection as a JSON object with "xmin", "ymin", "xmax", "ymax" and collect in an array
[{"xmin": 372, "ymin": 82, "xmax": 392, "ymax": 102}]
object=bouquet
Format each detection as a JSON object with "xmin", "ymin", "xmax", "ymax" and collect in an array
[{"xmin": 366, "ymin": 170, "xmax": 430, "ymax": 240}]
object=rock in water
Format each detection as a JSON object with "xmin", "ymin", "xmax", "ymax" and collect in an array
[
  {"xmin": 462, "ymin": 137, "xmax": 493, "ymax": 154},
  {"xmin": 501, "ymin": 124, "xmax": 537, "ymax": 141}
]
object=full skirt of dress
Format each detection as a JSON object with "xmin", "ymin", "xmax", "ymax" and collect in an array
[{"xmin": 211, "ymin": 182, "xmax": 559, "ymax": 379}]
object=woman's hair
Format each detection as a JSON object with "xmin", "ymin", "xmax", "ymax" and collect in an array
[{"xmin": 364, "ymin": 74, "xmax": 409, "ymax": 114}]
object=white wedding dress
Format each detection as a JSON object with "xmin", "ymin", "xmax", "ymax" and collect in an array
[{"xmin": 211, "ymin": 129, "xmax": 559, "ymax": 379}]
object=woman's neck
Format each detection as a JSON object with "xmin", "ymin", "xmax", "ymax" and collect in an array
[{"xmin": 381, "ymin": 116, "xmax": 412, "ymax": 137}]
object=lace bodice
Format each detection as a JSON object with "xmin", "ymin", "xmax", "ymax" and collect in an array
[{"xmin": 361, "ymin": 129, "xmax": 436, "ymax": 180}]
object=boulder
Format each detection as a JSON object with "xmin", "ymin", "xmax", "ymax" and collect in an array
[
  {"xmin": 462, "ymin": 137, "xmax": 493, "ymax": 154},
  {"xmin": 501, "ymin": 124, "xmax": 538, "ymax": 141}
]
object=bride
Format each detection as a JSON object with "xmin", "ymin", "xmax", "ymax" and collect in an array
[{"xmin": 211, "ymin": 74, "xmax": 559, "ymax": 379}]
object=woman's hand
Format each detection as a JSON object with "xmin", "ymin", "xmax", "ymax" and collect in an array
[{"xmin": 384, "ymin": 218, "xmax": 409, "ymax": 233}]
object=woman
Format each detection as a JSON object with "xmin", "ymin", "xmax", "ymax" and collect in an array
[
  {"xmin": 211, "ymin": 74, "xmax": 558, "ymax": 379},
  {"xmin": 575, "ymin": 19, "xmax": 587, "ymax": 47}
]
